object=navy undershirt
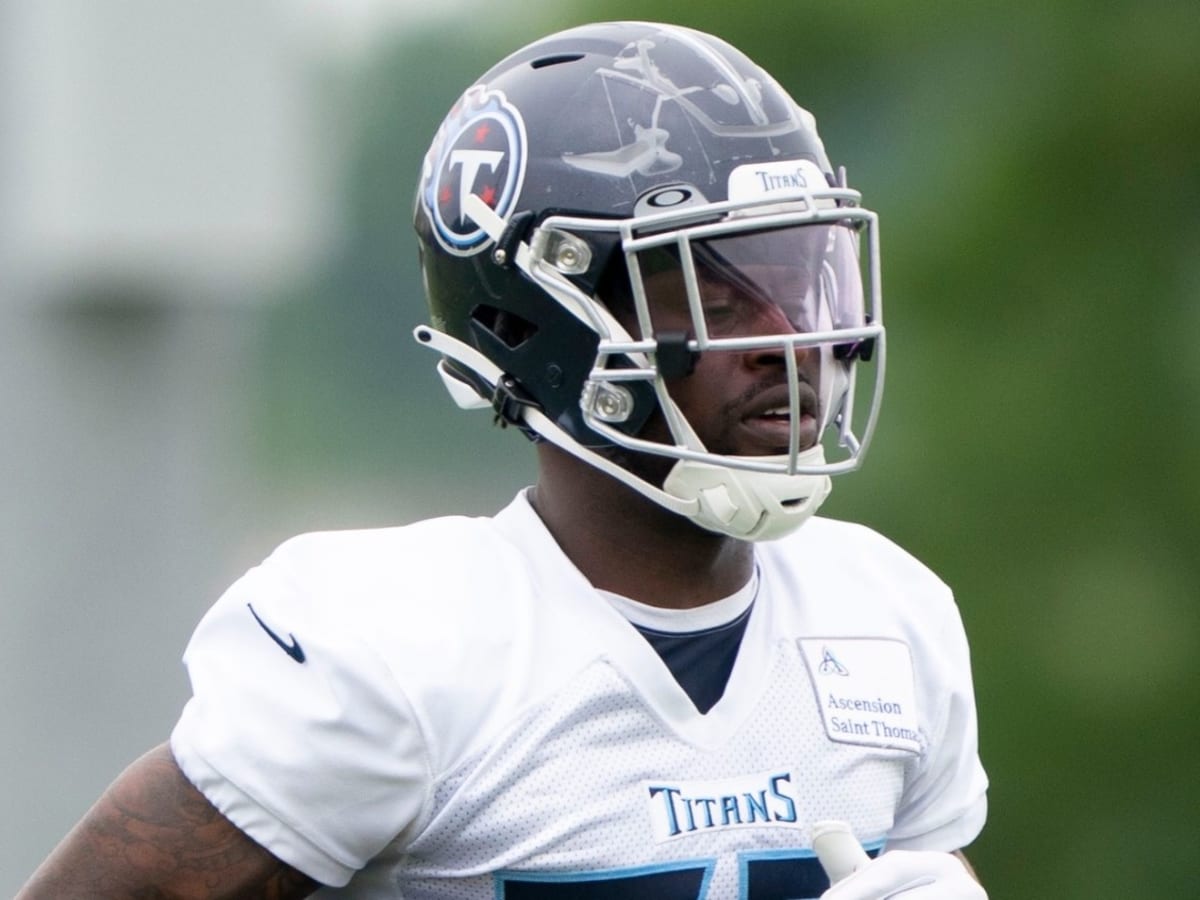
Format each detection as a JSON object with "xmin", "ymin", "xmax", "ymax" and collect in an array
[{"xmin": 634, "ymin": 604, "xmax": 754, "ymax": 714}]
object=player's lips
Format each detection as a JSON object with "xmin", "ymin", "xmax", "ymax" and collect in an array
[{"xmin": 738, "ymin": 384, "xmax": 819, "ymax": 452}]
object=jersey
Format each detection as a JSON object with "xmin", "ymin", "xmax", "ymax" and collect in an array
[{"xmin": 170, "ymin": 491, "xmax": 987, "ymax": 899}]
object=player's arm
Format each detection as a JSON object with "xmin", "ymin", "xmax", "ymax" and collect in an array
[{"xmin": 17, "ymin": 742, "xmax": 321, "ymax": 900}]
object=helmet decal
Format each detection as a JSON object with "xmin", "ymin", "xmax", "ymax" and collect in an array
[
  {"xmin": 562, "ymin": 31, "xmax": 803, "ymax": 181},
  {"xmin": 421, "ymin": 86, "xmax": 527, "ymax": 256},
  {"xmin": 727, "ymin": 159, "xmax": 827, "ymax": 202},
  {"xmin": 562, "ymin": 123, "xmax": 682, "ymax": 178},
  {"xmin": 633, "ymin": 183, "xmax": 710, "ymax": 217}
]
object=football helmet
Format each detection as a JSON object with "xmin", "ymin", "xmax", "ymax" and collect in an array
[{"xmin": 414, "ymin": 21, "xmax": 884, "ymax": 540}]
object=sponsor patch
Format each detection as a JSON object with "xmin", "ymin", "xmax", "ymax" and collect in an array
[
  {"xmin": 420, "ymin": 86, "xmax": 527, "ymax": 256},
  {"xmin": 799, "ymin": 638, "xmax": 922, "ymax": 754}
]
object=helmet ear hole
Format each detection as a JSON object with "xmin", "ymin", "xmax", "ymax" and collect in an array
[{"xmin": 470, "ymin": 304, "xmax": 539, "ymax": 350}]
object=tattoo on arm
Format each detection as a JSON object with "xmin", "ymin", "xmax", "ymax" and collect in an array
[{"xmin": 19, "ymin": 743, "xmax": 321, "ymax": 899}]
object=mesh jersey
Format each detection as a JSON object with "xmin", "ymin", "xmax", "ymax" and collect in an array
[{"xmin": 170, "ymin": 492, "xmax": 987, "ymax": 898}]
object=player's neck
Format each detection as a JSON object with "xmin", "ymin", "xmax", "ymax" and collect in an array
[{"xmin": 530, "ymin": 446, "xmax": 754, "ymax": 610}]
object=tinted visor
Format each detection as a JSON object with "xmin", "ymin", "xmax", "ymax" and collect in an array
[{"xmin": 632, "ymin": 222, "xmax": 865, "ymax": 345}]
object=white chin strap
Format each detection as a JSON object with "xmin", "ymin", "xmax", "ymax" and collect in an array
[
  {"xmin": 663, "ymin": 450, "xmax": 832, "ymax": 541},
  {"xmin": 415, "ymin": 324, "xmax": 831, "ymax": 542}
]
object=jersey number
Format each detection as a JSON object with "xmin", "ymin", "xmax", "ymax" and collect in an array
[{"xmin": 497, "ymin": 849, "xmax": 877, "ymax": 899}]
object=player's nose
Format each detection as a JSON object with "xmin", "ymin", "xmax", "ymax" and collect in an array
[{"xmin": 740, "ymin": 305, "xmax": 812, "ymax": 369}]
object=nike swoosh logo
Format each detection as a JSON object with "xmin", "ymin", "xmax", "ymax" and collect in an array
[{"xmin": 247, "ymin": 603, "xmax": 306, "ymax": 663}]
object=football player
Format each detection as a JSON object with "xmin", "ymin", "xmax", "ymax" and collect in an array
[{"xmin": 19, "ymin": 22, "xmax": 987, "ymax": 899}]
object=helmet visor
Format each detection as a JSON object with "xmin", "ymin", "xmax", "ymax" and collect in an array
[{"xmin": 629, "ymin": 221, "xmax": 866, "ymax": 349}]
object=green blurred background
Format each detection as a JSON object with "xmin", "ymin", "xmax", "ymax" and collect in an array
[{"xmin": 4, "ymin": 0, "xmax": 1198, "ymax": 896}]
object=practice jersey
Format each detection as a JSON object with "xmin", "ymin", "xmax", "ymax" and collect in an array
[{"xmin": 170, "ymin": 491, "xmax": 987, "ymax": 899}]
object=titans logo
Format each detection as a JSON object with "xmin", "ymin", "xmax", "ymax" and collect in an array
[{"xmin": 421, "ymin": 86, "xmax": 527, "ymax": 256}]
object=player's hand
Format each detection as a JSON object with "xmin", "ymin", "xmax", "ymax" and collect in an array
[{"xmin": 819, "ymin": 850, "xmax": 986, "ymax": 899}]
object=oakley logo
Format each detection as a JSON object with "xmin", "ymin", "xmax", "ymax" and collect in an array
[
  {"xmin": 645, "ymin": 186, "xmax": 693, "ymax": 207},
  {"xmin": 634, "ymin": 182, "xmax": 708, "ymax": 217}
]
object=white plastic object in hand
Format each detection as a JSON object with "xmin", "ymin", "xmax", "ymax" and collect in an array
[
  {"xmin": 812, "ymin": 820, "xmax": 871, "ymax": 884},
  {"xmin": 819, "ymin": 849, "xmax": 987, "ymax": 899}
]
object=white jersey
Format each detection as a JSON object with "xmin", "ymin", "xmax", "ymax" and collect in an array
[{"xmin": 171, "ymin": 492, "xmax": 987, "ymax": 899}]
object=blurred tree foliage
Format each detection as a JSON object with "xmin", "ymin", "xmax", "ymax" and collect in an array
[
  {"xmin": 256, "ymin": 2, "xmax": 1200, "ymax": 896},
  {"xmin": 252, "ymin": 29, "xmax": 541, "ymax": 518}
]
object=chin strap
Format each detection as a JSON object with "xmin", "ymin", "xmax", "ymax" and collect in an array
[
  {"xmin": 664, "ymin": 454, "xmax": 831, "ymax": 541},
  {"xmin": 415, "ymin": 323, "xmax": 831, "ymax": 540},
  {"xmin": 415, "ymin": 324, "xmax": 699, "ymax": 517}
]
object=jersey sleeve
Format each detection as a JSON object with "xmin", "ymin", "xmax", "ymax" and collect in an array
[
  {"xmin": 169, "ymin": 538, "xmax": 431, "ymax": 887},
  {"xmin": 886, "ymin": 596, "xmax": 988, "ymax": 852}
]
